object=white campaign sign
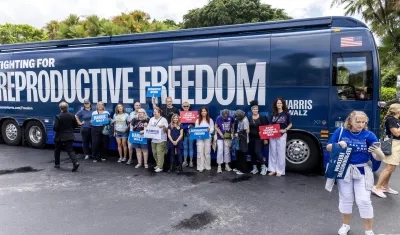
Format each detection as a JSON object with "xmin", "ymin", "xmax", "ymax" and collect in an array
[{"xmin": 143, "ymin": 126, "xmax": 162, "ymax": 139}]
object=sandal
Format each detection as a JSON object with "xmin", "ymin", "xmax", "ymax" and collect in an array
[{"xmin": 268, "ymin": 172, "xmax": 276, "ymax": 176}]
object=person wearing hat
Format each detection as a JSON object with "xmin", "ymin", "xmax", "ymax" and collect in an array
[{"xmin": 75, "ymin": 99, "xmax": 93, "ymax": 160}]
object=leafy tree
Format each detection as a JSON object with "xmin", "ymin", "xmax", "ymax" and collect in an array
[
  {"xmin": 331, "ymin": 0, "xmax": 400, "ymax": 72},
  {"xmin": 56, "ymin": 14, "xmax": 88, "ymax": 39},
  {"xmin": 381, "ymin": 66, "xmax": 398, "ymax": 87},
  {"xmin": 182, "ymin": 0, "xmax": 292, "ymax": 28},
  {"xmin": 0, "ymin": 23, "xmax": 48, "ymax": 44}
]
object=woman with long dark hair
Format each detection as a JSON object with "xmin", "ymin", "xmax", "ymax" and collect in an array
[
  {"xmin": 268, "ymin": 98, "xmax": 292, "ymax": 176},
  {"xmin": 195, "ymin": 106, "xmax": 214, "ymax": 172}
]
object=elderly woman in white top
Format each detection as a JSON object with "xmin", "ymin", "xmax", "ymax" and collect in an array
[{"xmin": 195, "ymin": 106, "xmax": 214, "ymax": 172}]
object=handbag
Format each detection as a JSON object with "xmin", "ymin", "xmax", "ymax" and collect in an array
[
  {"xmin": 102, "ymin": 124, "xmax": 112, "ymax": 136},
  {"xmin": 380, "ymin": 124, "xmax": 393, "ymax": 156}
]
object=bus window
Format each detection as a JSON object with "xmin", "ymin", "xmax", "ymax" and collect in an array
[{"xmin": 332, "ymin": 52, "xmax": 373, "ymax": 100}]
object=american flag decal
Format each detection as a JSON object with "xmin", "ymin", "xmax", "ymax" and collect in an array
[{"xmin": 340, "ymin": 36, "xmax": 362, "ymax": 47}]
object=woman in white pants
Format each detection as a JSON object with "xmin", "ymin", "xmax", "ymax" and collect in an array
[
  {"xmin": 195, "ymin": 106, "xmax": 214, "ymax": 172},
  {"xmin": 326, "ymin": 111, "xmax": 385, "ymax": 235},
  {"xmin": 268, "ymin": 98, "xmax": 292, "ymax": 176}
]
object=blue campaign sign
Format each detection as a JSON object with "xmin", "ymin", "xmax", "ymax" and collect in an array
[
  {"xmin": 129, "ymin": 131, "xmax": 147, "ymax": 144},
  {"xmin": 91, "ymin": 114, "xmax": 109, "ymax": 125},
  {"xmin": 189, "ymin": 127, "xmax": 210, "ymax": 140},
  {"xmin": 146, "ymin": 86, "xmax": 162, "ymax": 98},
  {"xmin": 325, "ymin": 143, "xmax": 352, "ymax": 179}
]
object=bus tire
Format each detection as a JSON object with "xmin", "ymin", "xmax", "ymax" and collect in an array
[
  {"xmin": 25, "ymin": 121, "xmax": 46, "ymax": 149},
  {"xmin": 285, "ymin": 132, "xmax": 320, "ymax": 173},
  {"xmin": 1, "ymin": 119, "xmax": 22, "ymax": 146}
]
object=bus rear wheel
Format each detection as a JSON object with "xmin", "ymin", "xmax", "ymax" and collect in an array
[
  {"xmin": 285, "ymin": 133, "xmax": 319, "ymax": 173},
  {"xmin": 25, "ymin": 121, "xmax": 46, "ymax": 149},
  {"xmin": 1, "ymin": 119, "xmax": 22, "ymax": 146}
]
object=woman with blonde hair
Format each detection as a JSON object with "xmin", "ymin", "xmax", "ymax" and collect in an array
[
  {"xmin": 129, "ymin": 108, "xmax": 150, "ymax": 168},
  {"xmin": 326, "ymin": 111, "xmax": 385, "ymax": 235},
  {"xmin": 372, "ymin": 103, "xmax": 400, "ymax": 198},
  {"xmin": 112, "ymin": 104, "xmax": 129, "ymax": 163}
]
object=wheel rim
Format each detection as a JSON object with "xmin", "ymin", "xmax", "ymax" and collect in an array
[
  {"xmin": 29, "ymin": 126, "xmax": 42, "ymax": 144},
  {"xmin": 5, "ymin": 123, "xmax": 18, "ymax": 141},
  {"xmin": 286, "ymin": 138, "xmax": 310, "ymax": 164}
]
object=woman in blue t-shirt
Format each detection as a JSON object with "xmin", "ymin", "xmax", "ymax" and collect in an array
[
  {"xmin": 373, "ymin": 103, "xmax": 400, "ymax": 198},
  {"xmin": 326, "ymin": 111, "xmax": 384, "ymax": 235},
  {"xmin": 75, "ymin": 99, "xmax": 92, "ymax": 160}
]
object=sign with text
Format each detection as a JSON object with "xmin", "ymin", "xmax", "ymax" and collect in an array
[
  {"xmin": 91, "ymin": 114, "xmax": 109, "ymax": 125},
  {"xmin": 325, "ymin": 144, "xmax": 352, "ymax": 179},
  {"xmin": 189, "ymin": 127, "xmax": 210, "ymax": 140},
  {"xmin": 180, "ymin": 111, "xmax": 198, "ymax": 123},
  {"xmin": 259, "ymin": 124, "xmax": 281, "ymax": 139},
  {"xmin": 146, "ymin": 86, "xmax": 162, "ymax": 98},
  {"xmin": 143, "ymin": 126, "xmax": 162, "ymax": 139},
  {"xmin": 128, "ymin": 131, "xmax": 147, "ymax": 144}
]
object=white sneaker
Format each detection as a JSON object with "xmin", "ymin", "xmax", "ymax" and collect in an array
[
  {"xmin": 121, "ymin": 157, "xmax": 127, "ymax": 162},
  {"xmin": 189, "ymin": 162, "xmax": 194, "ymax": 168},
  {"xmin": 217, "ymin": 166, "xmax": 222, "ymax": 173},
  {"xmin": 135, "ymin": 163, "xmax": 142, "ymax": 168},
  {"xmin": 225, "ymin": 164, "xmax": 232, "ymax": 172},
  {"xmin": 154, "ymin": 166, "xmax": 158, "ymax": 170},
  {"xmin": 250, "ymin": 167, "xmax": 258, "ymax": 174},
  {"xmin": 155, "ymin": 168, "xmax": 163, "ymax": 172},
  {"xmin": 85, "ymin": 155, "xmax": 89, "ymax": 160},
  {"xmin": 260, "ymin": 166, "xmax": 267, "ymax": 176},
  {"xmin": 126, "ymin": 159, "xmax": 132, "ymax": 165},
  {"xmin": 117, "ymin": 157, "xmax": 122, "ymax": 163},
  {"xmin": 144, "ymin": 164, "xmax": 149, "ymax": 169},
  {"xmin": 383, "ymin": 187, "xmax": 399, "ymax": 195},
  {"xmin": 236, "ymin": 171, "xmax": 244, "ymax": 175},
  {"xmin": 338, "ymin": 224, "xmax": 350, "ymax": 235},
  {"xmin": 182, "ymin": 161, "xmax": 188, "ymax": 167},
  {"xmin": 372, "ymin": 186, "xmax": 387, "ymax": 198},
  {"xmin": 365, "ymin": 230, "xmax": 374, "ymax": 235}
]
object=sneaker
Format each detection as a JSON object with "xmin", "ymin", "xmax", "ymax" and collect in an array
[
  {"xmin": 225, "ymin": 164, "xmax": 232, "ymax": 172},
  {"xmin": 365, "ymin": 230, "xmax": 374, "ymax": 235},
  {"xmin": 250, "ymin": 166, "xmax": 258, "ymax": 175},
  {"xmin": 217, "ymin": 166, "xmax": 222, "ymax": 173},
  {"xmin": 135, "ymin": 163, "xmax": 142, "ymax": 168},
  {"xmin": 154, "ymin": 166, "xmax": 158, "ymax": 170},
  {"xmin": 260, "ymin": 166, "xmax": 267, "ymax": 176},
  {"xmin": 372, "ymin": 186, "xmax": 387, "ymax": 198},
  {"xmin": 144, "ymin": 164, "xmax": 149, "ymax": 169},
  {"xmin": 93, "ymin": 160, "xmax": 97, "ymax": 163},
  {"xmin": 121, "ymin": 157, "xmax": 127, "ymax": 162},
  {"xmin": 155, "ymin": 168, "xmax": 163, "ymax": 172},
  {"xmin": 189, "ymin": 162, "xmax": 194, "ymax": 168},
  {"xmin": 117, "ymin": 158, "xmax": 122, "ymax": 163},
  {"xmin": 85, "ymin": 155, "xmax": 90, "ymax": 160},
  {"xmin": 126, "ymin": 159, "xmax": 132, "ymax": 165},
  {"xmin": 101, "ymin": 158, "xmax": 106, "ymax": 162},
  {"xmin": 383, "ymin": 187, "xmax": 399, "ymax": 195},
  {"xmin": 182, "ymin": 161, "xmax": 188, "ymax": 167},
  {"xmin": 232, "ymin": 168, "xmax": 238, "ymax": 172},
  {"xmin": 236, "ymin": 171, "xmax": 244, "ymax": 175},
  {"xmin": 338, "ymin": 224, "xmax": 350, "ymax": 235}
]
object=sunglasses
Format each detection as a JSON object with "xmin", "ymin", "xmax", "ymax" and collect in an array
[{"xmin": 183, "ymin": 106, "xmax": 189, "ymax": 108}]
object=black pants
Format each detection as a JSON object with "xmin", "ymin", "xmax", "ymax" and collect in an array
[
  {"xmin": 169, "ymin": 146, "xmax": 183, "ymax": 165},
  {"xmin": 54, "ymin": 140, "xmax": 78, "ymax": 166},
  {"xmin": 91, "ymin": 126, "xmax": 109, "ymax": 161},
  {"xmin": 249, "ymin": 139, "xmax": 265, "ymax": 165},
  {"xmin": 80, "ymin": 127, "xmax": 92, "ymax": 156},
  {"xmin": 236, "ymin": 150, "xmax": 248, "ymax": 173}
]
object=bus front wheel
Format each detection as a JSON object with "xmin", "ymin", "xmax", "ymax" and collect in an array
[
  {"xmin": 1, "ymin": 119, "xmax": 22, "ymax": 146},
  {"xmin": 285, "ymin": 133, "xmax": 320, "ymax": 173},
  {"xmin": 25, "ymin": 121, "xmax": 46, "ymax": 149}
]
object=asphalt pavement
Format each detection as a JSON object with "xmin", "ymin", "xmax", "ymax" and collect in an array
[{"xmin": 0, "ymin": 144, "xmax": 399, "ymax": 235}]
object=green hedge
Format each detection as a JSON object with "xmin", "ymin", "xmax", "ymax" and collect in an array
[{"xmin": 380, "ymin": 87, "xmax": 397, "ymax": 120}]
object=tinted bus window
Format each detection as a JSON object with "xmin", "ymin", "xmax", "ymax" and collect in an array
[{"xmin": 332, "ymin": 52, "xmax": 373, "ymax": 100}]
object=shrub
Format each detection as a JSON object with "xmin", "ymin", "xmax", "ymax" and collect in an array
[{"xmin": 381, "ymin": 67, "xmax": 397, "ymax": 87}]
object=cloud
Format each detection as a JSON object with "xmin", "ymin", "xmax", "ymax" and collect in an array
[{"xmin": 0, "ymin": 0, "xmax": 365, "ymax": 29}]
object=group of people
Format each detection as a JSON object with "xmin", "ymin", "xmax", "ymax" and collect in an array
[
  {"xmin": 73, "ymin": 97, "xmax": 292, "ymax": 175},
  {"xmin": 53, "ymin": 97, "xmax": 400, "ymax": 235}
]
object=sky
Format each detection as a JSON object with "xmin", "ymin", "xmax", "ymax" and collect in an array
[{"xmin": 0, "ymin": 0, "xmax": 365, "ymax": 28}]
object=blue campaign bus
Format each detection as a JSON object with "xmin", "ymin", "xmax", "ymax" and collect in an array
[{"xmin": 0, "ymin": 16, "xmax": 387, "ymax": 173}]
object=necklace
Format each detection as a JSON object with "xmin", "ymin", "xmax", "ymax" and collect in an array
[{"xmin": 350, "ymin": 130, "xmax": 362, "ymax": 136}]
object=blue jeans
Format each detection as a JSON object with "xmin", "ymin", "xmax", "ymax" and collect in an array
[{"xmin": 183, "ymin": 136, "xmax": 194, "ymax": 159}]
